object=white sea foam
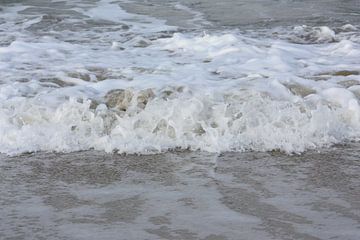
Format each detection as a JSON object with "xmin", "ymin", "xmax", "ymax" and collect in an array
[{"xmin": 1, "ymin": 1, "xmax": 360, "ymax": 155}]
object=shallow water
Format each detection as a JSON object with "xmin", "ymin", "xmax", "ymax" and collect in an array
[
  {"xmin": 1, "ymin": 146, "xmax": 359, "ymax": 240},
  {"xmin": 123, "ymin": 0, "xmax": 360, "ymax": 29}
]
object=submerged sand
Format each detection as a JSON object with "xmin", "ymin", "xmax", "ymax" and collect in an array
[{"xmin": 1, "ymin": 146, "xmax": 359, "ymax": 240}]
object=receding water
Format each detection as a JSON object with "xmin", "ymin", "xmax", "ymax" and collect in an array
[{"xmin": 1, "ymin": 146, "xmax": 360, "ymax": 240}]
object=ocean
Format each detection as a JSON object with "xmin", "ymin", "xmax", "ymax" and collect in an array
[{"xmin": 0, "ymin": 0, "xmax": 359, "ymax": 239}]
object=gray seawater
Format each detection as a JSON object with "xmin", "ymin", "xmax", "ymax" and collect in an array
[
  {"xmin": 1, "ymin": 0, "xmax": 360, "ymax": 239},
  {"xmin": 123, "ymin": 0, "xmax": 360, "ymax": 29}
]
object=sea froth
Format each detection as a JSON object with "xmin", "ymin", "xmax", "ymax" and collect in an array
[{"xmin": 1, "ymin": 1, "xmax": 360, "ymax": 155}]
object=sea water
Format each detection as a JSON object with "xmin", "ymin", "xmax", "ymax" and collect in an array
[{"xmin": 1, "ymin": 0, "xmax": 360, "ymax": 155}]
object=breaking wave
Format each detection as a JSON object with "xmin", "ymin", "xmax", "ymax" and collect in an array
[{"xmin": 1, "ymin": 0, "xmax": 360, "ymax": 155}]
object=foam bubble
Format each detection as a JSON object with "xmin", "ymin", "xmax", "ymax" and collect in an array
[
  {"xmin": 1, "ymin": 1, "xmax": 360, "ymax": 155},
  {"xmin": 1, "ymin": 86, "xmax": 360, "ymax": 155},
  {"xmin": 292, "ymin": 26, "xmax": 336, "ymax": 43}
]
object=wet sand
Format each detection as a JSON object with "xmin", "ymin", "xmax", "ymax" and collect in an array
[{"xmin": 1, "ymin": 146, "xmax": 359, "ymax": 240}]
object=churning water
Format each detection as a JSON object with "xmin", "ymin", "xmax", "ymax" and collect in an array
[{"xmin": 1, "ymin": 0, "xmax": 360, "ymax": 155}]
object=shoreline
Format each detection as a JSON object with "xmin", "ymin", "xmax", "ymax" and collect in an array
[{"xmin": 1, "ymin": 146, "xmax": 359, "ymax": 239}]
